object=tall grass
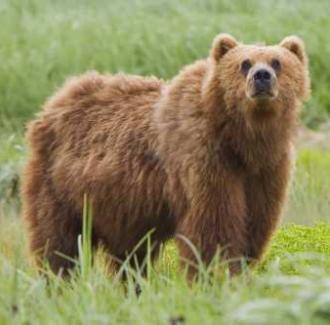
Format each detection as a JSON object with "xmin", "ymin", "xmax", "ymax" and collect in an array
[
  {"xmin": 78, "ymin": 194, "xmax": 93, "ymax": 280},
  {"xmin": 0, "ymin": 200, "xmax": 329, "ymax": 324},
  {"xmin": 0, "ymin": 0, "xmax": 330, "ymax": 129}
]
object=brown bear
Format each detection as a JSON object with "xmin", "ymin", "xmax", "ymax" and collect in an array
[{"xmin": 22, "ymin": 34, "xmax": 310, "ymax": 278}]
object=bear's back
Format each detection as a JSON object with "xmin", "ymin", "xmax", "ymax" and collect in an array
[{"xmin": 26, "ymin": 72, "xmax": 167, "ymax": 211}]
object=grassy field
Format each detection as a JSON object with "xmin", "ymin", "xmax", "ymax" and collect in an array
[
  {"xmin": 0, "ymin": 0, "xmax": 330, "ymax": 129},
  {"xmin": 0, "ymin": 0, "xmax": 330, "ymax": 324},
  {"xmin": 0, "ymin": 189, "xmax": 330, "ymax": 324},
  {"xmin": 0, "ymin": 209, "xmax": 329, "ymax": 324}
]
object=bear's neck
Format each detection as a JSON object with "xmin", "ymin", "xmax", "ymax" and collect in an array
[{"xmin": 216, "ymin": 110, "xmax": 297, "ymax": 172}]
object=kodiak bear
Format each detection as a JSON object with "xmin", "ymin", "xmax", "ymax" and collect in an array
[{"xmin": 22, "ymin": 34, "xmax": 310, "ymax": 278}]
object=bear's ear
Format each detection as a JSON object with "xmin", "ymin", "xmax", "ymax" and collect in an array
[
  {"xmin": 280, "ymin": 36, "xmax": 307, "ymax": 64},
  {"xmin": 210, "ymin": 34, "xmax": 238, "ymax": 61}
]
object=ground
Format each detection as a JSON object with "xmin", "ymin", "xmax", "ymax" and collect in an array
[{"xmin": 0, "ymin": 0, "xmax": 330, "ymax": 324}]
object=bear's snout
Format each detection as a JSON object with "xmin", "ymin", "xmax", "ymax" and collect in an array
[
  {"xmin": 254, "ymin": 68, "xmax": 271, "ymax": 92},
  {"xmin": 247, "ymin": 64, "xmax": 278, "ymax": 100}
]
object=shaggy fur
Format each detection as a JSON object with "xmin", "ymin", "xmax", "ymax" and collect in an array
[{"xmin": 22, "ymin": 34, "xmax": 310, "ymax": 277}]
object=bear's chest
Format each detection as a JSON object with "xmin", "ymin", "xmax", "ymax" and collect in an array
[{"xmin": 222, "ymin": 138, "xmax": 283, "ymax": 174}]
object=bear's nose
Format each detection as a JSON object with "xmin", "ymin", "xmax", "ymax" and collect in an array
[
  {"xmin": 253, "ymin": 69, "xmax": 271, "ymax": 82},
  {"xmin": 253, "ymin": 69, "xmax": 272, "ymax": 95}
]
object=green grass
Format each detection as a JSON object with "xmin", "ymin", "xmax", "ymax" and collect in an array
[
  {"xmin": 0, "ymin": 133, "xmax": 24, "ymax": 207},
  {"xmin": 261, "ymin": 223, "xmax": 330, "ymax": 274},
  {"xmin": 0, "ymin": 0, "xmax": 330, "ymax": 129},
  {"xmin": 287, "ymin": 149, "xmax": 330, "ymax": 224},
  {"xmin": 0, "ymin": 204, "xmax": 329, "ymax": 325}
]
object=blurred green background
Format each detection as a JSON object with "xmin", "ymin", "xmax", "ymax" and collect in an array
[{"xmin": 0, "ymin": 0, "xmax": 330, "ymax": 130}]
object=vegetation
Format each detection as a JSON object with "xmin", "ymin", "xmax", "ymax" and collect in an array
[
  {"xmin": 0, "ymin": 0, "xmax": 329, "ymax": 324},
  {"xmin": 0, "ymin": 205, "xmax": 329, "ymax": 324},
  {"xmin": 0, "ymin": 0, "xmax": 330, "ymax": 129},
  {"xmin": 287, "ymin": 149, "xmax": 330, "ymax": 224}
]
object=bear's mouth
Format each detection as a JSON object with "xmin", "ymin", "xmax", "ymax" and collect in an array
[{"xmin": 251, "ymin": 90, "xmax": 276, "ymax": 100}]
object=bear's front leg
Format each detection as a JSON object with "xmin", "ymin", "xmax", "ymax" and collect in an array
[
  {"xmin": 245, "ymin": 154, "xmax": 292, "ymax": 263},
  {"xmin": 177, "ymin": 166, "xmax": 247, "ymax": 279}
]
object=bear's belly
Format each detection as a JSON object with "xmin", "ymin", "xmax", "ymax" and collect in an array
[{"xmin": 92, "ymin": 196, "xmax": 177, "ymax": 256}]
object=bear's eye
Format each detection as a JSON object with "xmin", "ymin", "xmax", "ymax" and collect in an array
[
  {"xmin": 241, "ymin": 59, "xmax": 252, "ymax": 74},
  {"xmin": 271, "ymin": 58, "xmax": 281, "ymax": 72}
]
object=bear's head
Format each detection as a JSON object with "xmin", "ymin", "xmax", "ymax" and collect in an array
[{"xmin": 208, "ymin": 34, "xmax": 310, "ymax": 119}]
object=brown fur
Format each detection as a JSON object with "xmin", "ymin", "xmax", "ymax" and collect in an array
[{"xmin": 22, "ymin": 34, "xmax": 310, "ymax": 278}]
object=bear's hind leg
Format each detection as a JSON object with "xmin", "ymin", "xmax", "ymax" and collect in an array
[{"xmin": 25, "ymin": 198, "xmax": 83, "ymax": 276}]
